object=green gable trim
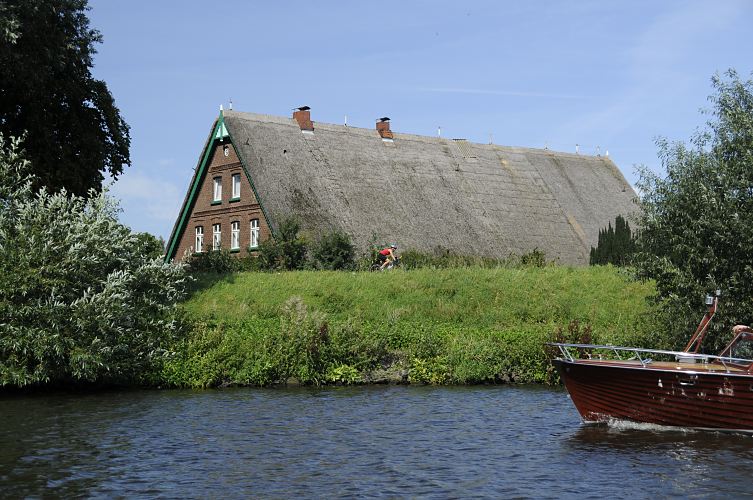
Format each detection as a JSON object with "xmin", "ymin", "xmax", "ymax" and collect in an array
[
  {"xmin": 215, "ymin": 108, "xmax": 229, "ymax": 140},
  {"xmin": 215, "ymin": 120, "xmax": 229, "ymax": 140},
  {"xmin": 164, "ymin": 118, "xmax": 223, "ymax": 262}
]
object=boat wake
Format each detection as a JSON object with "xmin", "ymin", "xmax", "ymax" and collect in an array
[{"xmin": 596, "ymin": 418, "xmax": 698, "ymax": 434}]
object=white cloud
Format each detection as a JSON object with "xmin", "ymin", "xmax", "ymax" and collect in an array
[{"xmin": 107, "ymin": 170, "xmax": 184, "ymax": 237}]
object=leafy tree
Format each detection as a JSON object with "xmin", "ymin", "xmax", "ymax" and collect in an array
[
  {"xmin": 134, "ymin": 232, "xmax": 165, "ymax": 260},
  {"xmin": 0, "ymin": 136, "xmax": 188, "ymax": 387},
  {"xmin": 0, "ymin": 0, "xmax": 130, "ymax": 197},
  {"xmin": 590, "ymin": 215, "xmax": 635, "ymax": 266},
  {"xmin": 634, "ymin": 70, "xmax": 753, "ymax": 350},
  {"xmin": 310, "ymin": 229, "xmax": 355, "ymax": 270}
]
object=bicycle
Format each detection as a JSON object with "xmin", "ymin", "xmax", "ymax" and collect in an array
[{"xmin": 370, "ymin": 257, "xmax": 401, "ymax": 271}]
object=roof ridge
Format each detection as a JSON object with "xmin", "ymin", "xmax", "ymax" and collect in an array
[{"xmin": 223, "ymin": 109, "xmax": 606, "ymax": 158}]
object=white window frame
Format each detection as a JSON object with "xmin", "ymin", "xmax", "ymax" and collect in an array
[
  {"xmin": 250, "ymin": 219, "xmax": 260, "ymax": 248},
  {"xmin": 212, "ymin": 223, "xmax": 221, "ymax": 250},
  {"xmin": 213, "ymin": 177, "xmax": 222, "ymax": 203},
  {"xmin": 195, "ymin": 226, "xmax": 204, "ymax": 253},
  {"xmin": 231, "ymin": 173, "xmax": 241, "ymax": 199},
  {"xmin": 231, "ymin": 221, "xmax": 240, "ymax": 250}
]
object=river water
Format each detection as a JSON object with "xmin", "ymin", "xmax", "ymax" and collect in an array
[{"xmin": 2, "ymin": 385, "xmax": 753, "ymax": 498}]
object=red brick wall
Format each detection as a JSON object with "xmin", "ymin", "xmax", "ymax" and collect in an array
[{"xmin": 173, "ymin": 141, "xmax": 271, "ymax": 261}]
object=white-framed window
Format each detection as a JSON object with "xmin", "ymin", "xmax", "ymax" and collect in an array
[
  {"xmin": 231, "ymin": 173, "xmax": 241, "ymax": 199},
  {"xmin": 213, "ymin": 177, "xmax": 222, "ymax": 203},
  {"xmin": 250, "ymin": 219, "xmax": 260, "ymax": 248},
  {"xmin": 195, "ymin": 226, "xmax": 204, "ymax": 253},
  {"xmin": 212, "ymin": 223, "xmax": 221, "ymax": 250},
  {"xmin": 231, "ymin": 221, "xmax": 240, "ymax": 250}
]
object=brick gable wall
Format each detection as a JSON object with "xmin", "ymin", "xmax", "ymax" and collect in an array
[{"xmin": 173, "ymin": 142, "xmax": 271, "ymax": 260}]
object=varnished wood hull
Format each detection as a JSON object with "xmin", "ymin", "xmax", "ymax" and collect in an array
[{"xmin": 554, "ymin": 359, "xmax": 753, "ymax": 431}]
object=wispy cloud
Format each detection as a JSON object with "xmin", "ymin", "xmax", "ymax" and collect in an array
[
  {"xmin": 625, "ymin": 0, "xmax": 746, "ymax": 74},
  {"xmin": 107, "ymin": 170, "xmax": 183, "ymax": 237},
  {"xmin": 417, "ymin": 87, "xmax": 588, "ymax": 100},
  {"xmin": 551, "ymin": 0, "xmax": 749, "ymax": 171}
]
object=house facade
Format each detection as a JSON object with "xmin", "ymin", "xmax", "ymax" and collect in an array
[
  {"xmin": 165, "ymin": 107, "xmax": 637, "ymax": 265},
  {"xmin": 166, "ymin": 117, "xmax": 272, "ymax": 260}
]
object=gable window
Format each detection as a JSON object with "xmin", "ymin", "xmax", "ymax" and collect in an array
[
  {"xmin": 212, "ymin": 177, "xmax": 222, "ymax": 204},
  {"xmin": 231, "ymin": 221, "xmax": 240, "ymax": 251},
  {"xmin": 231, "ymin": 173, "xmax": 241, "ymax": 201},
  {"xmin": 195, "ymin": 226, "xmax": 204, "ymax": 253},
  {"xmin": 250, "ymin": 219, "xmax": 260, "ymax": 248},
  {"xmin": 212, "ymin": 223, "xmax": 221, "ymax": 250}
]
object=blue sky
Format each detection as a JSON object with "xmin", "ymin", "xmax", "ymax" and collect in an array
[{"xmin": 87, "ymin": 0, "xmax": 753, "ymax": 240}]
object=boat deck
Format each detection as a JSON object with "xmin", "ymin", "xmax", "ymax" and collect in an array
[{"xmin": 572, "ymin": 358, "xmax": 752, "ymax": 374}]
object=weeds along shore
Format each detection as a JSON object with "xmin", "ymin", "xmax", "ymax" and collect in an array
[{"xmin": 159, "ymin": 265, "xmax": 655, "ymax": 388}]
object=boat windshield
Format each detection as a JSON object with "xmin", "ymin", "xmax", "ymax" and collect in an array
[{"xmin": 719, "ymin": 332, "xmax": 753, "ymax": 363}]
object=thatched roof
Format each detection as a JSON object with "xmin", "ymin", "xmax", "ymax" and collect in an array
[{"xmin": 218, "ymin": 110, "xmax": 636, "ymax": 265}]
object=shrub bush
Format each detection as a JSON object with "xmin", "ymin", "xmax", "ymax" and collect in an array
[
  {"xmin": 310, "ymin": 229, "xmax": 355, "ymax": 270},
  {"xmin": 258, "ymin": 217, "xmax": 308, "ymax": 270},
  {"xmin": 0, "ymin": 136, "xmax": 190, "ymax": 387},
  {"xmin": 186, "ymin": 248, "xmax": 238, "ymax": 274}
]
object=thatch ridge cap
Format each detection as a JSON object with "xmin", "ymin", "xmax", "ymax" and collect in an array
[{"xmin": 223, "ymin": 109, "xmax": 612, "ymax": 159}]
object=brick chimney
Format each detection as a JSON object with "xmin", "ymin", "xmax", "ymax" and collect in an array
[
  {"xmin": 293, "ymin": 106, "xmax": 314, "ymax": 132},
  {"xmin": 376, "ymin": 117, "xmax": 393, "ymax": 140}
]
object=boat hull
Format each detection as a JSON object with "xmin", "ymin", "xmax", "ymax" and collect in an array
[{"xmin": 554, "ymin": 359, "xmax": 753, "ymax": 431}]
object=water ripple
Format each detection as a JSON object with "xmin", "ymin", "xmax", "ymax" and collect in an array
[{"xmin": 2, "ymin": 386, "xmax": 753, "ymax": 498}]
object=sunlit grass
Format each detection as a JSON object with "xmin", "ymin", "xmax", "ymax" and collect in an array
[
  {"xmin": 184, "ymin": 266, "xmax": 652, "ymax": 338},
  {"xmin": 167, "ymin": 266, "xmax": 656, "ymax": 388}
]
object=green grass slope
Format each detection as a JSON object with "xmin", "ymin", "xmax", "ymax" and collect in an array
[{"xmin": 163, "ymin": 266, "xmax": 656, "ymax": 388}]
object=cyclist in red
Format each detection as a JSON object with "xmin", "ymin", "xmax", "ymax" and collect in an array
[{"xmin": 377, "ymin": 243, "xmax": 398, "ymax": 270}]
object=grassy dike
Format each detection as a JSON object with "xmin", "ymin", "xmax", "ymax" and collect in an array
[{"xmin": 159, "ymin": 266, "xmax": 656, "ymax": 388}]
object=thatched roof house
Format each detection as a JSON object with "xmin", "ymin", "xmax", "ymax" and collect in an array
[{"xmin": 165, "ymin": 108, "xmax": 637, "ymax": 265}]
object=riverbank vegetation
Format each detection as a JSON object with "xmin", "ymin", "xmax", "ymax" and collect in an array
[{"xmin": 160, "ymin": 265, "xmax": 656, "ymax": 388}]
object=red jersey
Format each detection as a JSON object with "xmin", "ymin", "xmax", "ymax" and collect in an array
[{"xmin": 379, "ymin": 248, "xmax": 392, "ymax": 256}]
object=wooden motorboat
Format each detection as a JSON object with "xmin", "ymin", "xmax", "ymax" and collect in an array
[{"xmin": 549, "ymin": 292, "xmax": 753, "ymax": 432}]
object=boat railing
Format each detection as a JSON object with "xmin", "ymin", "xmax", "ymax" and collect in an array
[{"xmin": 547, "ymin": 342, "xmax": 753, "ymax": 372}]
